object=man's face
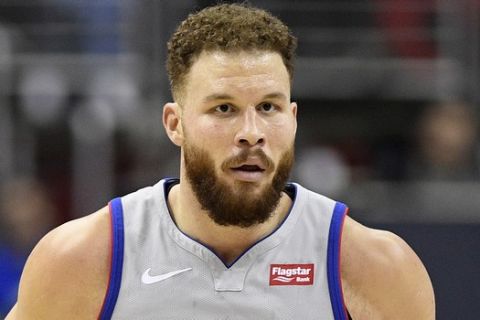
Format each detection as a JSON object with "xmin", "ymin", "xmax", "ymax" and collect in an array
[{"xmin": 175, "ymin": 50, "xmax": 297, "ymax": 227}]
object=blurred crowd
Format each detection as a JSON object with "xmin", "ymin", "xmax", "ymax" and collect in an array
[
  {"xmin": 1, "ymin": 0, "xmax": 480, "ymax": 316},
  {"xmin": 0, "ymin": 178, "xmax": 58, "ymax": 314},
  {"xmin": 295, "ymin": 101, "xmax": 480, "ymax": 190}
]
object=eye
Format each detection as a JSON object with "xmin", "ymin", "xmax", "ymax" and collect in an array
[
  {"xmin": 258, "ymin": 102, "xmax": 275, "ymax": 113},
  {"xmin": 215, "ymin": 104, "xmax": 233, "ymax": 113}
]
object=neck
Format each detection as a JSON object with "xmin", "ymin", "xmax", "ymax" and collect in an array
[{"xmin": 167, "ymin": 179, "xmax": 292, "ymax": 265}]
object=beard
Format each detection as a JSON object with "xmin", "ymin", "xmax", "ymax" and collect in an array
[{"xmin": 183, "ymin": 142, "xmax": 294, "ymax": 228}]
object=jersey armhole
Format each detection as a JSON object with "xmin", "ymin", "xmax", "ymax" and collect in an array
[
  {"xmin": 98, "ymin": 198, "xmax": 125, "ymax": 320},
  {"xmin": 327, "ymin": 202, "xmax": 349, "ymax": 320}
]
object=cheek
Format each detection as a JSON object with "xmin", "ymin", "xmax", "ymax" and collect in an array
[
  {"xmin": 187, "ymin": 117, "xmax": 231, "ymax": 149},
  {"xmin": 267, "ymin": 117, "xmax": 296, "ymax": 144}
]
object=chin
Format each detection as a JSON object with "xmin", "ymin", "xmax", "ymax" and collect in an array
[{"xmin": 232, "ymin": 178, "xmax": 271, "ymax": 195}]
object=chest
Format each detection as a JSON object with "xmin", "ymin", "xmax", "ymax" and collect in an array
[{"xmin": 113, "ymin": 239, "xmax": 334, "ymax": 319}]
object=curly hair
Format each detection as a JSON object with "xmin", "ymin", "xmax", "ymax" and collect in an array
[{"xmin": 166, "ymin": 3, "xmax": 297, "ymax": 101}]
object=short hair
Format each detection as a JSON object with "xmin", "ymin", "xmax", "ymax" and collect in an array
[{"xmin": 166, "ymin": 3, "xmax": 297, "ymax": 101}]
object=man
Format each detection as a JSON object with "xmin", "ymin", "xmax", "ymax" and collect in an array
[{"xmin": 7, "ymin": 3, "xmax": 435, "ymax": 319}]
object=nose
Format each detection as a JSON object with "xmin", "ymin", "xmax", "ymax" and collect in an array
[{"xmin": 234, "ymin": 107, "xmax": 265, "ymax": 147}]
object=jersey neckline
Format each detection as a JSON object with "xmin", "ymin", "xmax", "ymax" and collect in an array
[{"xmin": 156, "ymin": 178, "xmax": 306, "ymax": 272}]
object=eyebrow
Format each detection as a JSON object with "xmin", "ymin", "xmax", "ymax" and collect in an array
[
  {"xmin": 203, "ymin": 93, "xmax": 234, "ymax": 102},
  {"xmin": 203, "ymin": 92, "xmax": 288, "ymax": 103}
]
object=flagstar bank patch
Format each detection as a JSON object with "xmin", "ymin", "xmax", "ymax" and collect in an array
[{"xmin": 269, "ymin": 264, "xmax": 315, "ymax": 286}]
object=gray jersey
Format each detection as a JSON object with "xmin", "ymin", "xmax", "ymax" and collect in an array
[{"xmin": 99, "ymin": 178, "xmax": 349, "ymax": 320}]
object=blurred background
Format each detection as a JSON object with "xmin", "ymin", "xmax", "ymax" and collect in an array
[{"xmin": 0, "ymin": 0, "xmax": 479, "ymax": 318}]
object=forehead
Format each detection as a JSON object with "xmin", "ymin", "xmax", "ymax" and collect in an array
[{"xmin": 183, "ymin": 50, "xmax": 290, "ymax": 102}]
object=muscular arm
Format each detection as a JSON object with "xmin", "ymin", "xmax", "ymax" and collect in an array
[
  {"xmin": 341, "ymin": 217, "xmax": 435, "ymax": 320},
  {"xmin": 6, "ymin": 208, "xmax": 111, "ymax": 320}
]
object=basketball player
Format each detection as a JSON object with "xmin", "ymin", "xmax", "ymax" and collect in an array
[{"xmin": 7, "ymin": 4, "xmax": 435, "ymax": 319}]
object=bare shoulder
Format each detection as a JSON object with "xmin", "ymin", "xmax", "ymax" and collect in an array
[
  {"xmin": 341, "ymin": 216, "xmax": 435, "ymax": 320},
  {"xmin": 9, "ymin": 207, "xmax": 111, "ymax": 320}
]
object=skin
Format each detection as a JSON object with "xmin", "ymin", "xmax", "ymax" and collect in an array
[
  {"xmin": 342, "ymin": 218, "xmax": 435, "ymax": 319},
  {"xmin": 6, "ymin": 208, "xmax": 110, "ymax": 319},
  {"xmin": 7, "ymin": 50, "xmax": 435, "ymax": 319}
]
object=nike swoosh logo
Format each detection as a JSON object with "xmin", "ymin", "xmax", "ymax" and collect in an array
[{"xmin": 141, "ymin": 267, "xmax": 192, "ymax": 284}]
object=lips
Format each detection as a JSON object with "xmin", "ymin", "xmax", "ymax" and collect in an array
[
  {"xmin": 221, "ymin": 150, "xmax": 274, "ymax": 180},
  {"xmin": 228, "ymin": 164, "xmax": 267, "ymax": 182}
]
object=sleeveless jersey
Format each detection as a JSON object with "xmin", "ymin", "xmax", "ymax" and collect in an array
[{"xmin": 99, "ymin": 178, "xmax": 349, "ymax": 320}]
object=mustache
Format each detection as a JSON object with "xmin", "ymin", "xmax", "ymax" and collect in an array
[{"xmin": 221, "ymin": 149, "xmax": 275, "ymax": 172}]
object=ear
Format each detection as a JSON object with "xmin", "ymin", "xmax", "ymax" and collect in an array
[
  {"xmin": 163, "ymin": 102, "xmax": 184, "ymax": 146},
  {"xmin": 290, "ymin": 101, "xmax": 297, "ymax": 118},
  {"xmin": 290, "ymin": 101, "xmax": 298, "ymax": 134}
]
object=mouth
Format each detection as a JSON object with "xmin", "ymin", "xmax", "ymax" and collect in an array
[
  {"xmin": 231, "ymin": 164, "xmax": 265, "ymax": 173},
  {"xmin": 229, "ymin": 164, "xmax": 267, "ymax": 182}
]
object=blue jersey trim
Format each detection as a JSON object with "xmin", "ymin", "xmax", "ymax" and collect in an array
[
  {"xmin": 327, "ymin": 202, "xmax": 348, "ymax": 320},
  {"xmin": 99, "ymin": 198, "xmax": 124, "ymax": 320}
]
